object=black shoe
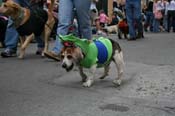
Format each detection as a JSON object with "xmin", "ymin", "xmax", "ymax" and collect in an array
[
  {"xmin": 1, "ymin": 48, "xmax": 17, "ymax": 57},
  {"xmin": 136, "ymin": 32, "xmax": 144, "ymax": 39}
]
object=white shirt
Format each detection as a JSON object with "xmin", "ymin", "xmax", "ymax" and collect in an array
[
  {"xmin": 166, "ymin": 0, "xmax": 175, "ymax": 10},
  {"xmin": 157, "ymin": 1, "xmax": 165, "ymax": 10}
]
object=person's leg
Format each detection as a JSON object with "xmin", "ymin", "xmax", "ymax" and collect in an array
[
  {"xmin": 51, "ymin": 0, "xmax": 74, "ymax": 54},
  {"xmin": 144, "ymin": 12, "xmax": 149, "ymax": 31},
  {"xmin": 153, "ymin": 19, "xmax": 160, "ymax": 32},
  {"xmin": 133, "ymin": 1, "xmax": 143, "ymax": 38},
  {"xmin": 150, "ymin": 12, "xmax": 154, "ymax": 32},
  {"xmin": 167, "ymin": 10, "xmax": 171, "ymax": 32},
  {"xmin": 172, "ymin": 10, "xmax": 175, "ymax": 32},
  {"xmin": 1, "ymin": 18, "xmax": 19, "ymax": 57},
  {"xmin": 4, "ymin": 18, "xmax": 19, "ymax": 50},
  {"xmin": 44, "ymin": 0, "xmax": 74, "ymax": 61},
  {"xmin": 74, "ymin": 0, "xmax": 92, "ymax": 40},
  {"xmin": 126, "ymin": 2, "xmax": 136, "ymax": 39}
]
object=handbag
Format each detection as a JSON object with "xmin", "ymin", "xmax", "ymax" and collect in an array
[{"xmin": 154, "ymin": 10, "xmax": 163, "ymax": 20}]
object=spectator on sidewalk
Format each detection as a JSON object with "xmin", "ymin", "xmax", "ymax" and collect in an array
[{"xmin": 144, "ymin": 0, "xmax": 154, "ymax": 32}]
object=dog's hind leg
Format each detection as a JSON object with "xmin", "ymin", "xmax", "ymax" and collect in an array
[
  {"xmin": 99, "ymin": 64, "xmax": 110, "ymax": 79},
  {"xmin": 18, "ymin": 34, "xmax": 34, "ymax": 59},
  {"xmin": 112, "ymin": 50, "xmax": 124, "ymax": 86}
]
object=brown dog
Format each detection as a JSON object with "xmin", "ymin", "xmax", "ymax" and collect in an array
[{"xmin": 0, "ymin": 0, "xmax": 55, "ymax": 58}]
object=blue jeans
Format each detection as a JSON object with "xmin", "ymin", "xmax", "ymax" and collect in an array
[
  {"xmin": 163, "ymin": 15, "xmax": 168, "ymax": 31},
  {"xmin": 52, "ymin": 0, "xmax": 92, "ymax": 54},
  {"xmin": 145, "ymin": 11, "xmax": 154, "ymax": 31},
  {"xmin": 4, "ymin": 0, "xmax": 44, "ymax": 51},
  {"xmin": 125, "ymin": 0, "xmax": 142, "ymax": 38},
  {"xmin": 153, "ymin": 18, "xmax": 160, "ymax": 32}
]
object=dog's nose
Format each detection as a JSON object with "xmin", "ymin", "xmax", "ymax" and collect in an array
[{"xmin": 62, "ymin": 63, "xmax": 67, "ymax": 68}]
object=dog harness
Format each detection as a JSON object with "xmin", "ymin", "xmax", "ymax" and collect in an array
[
  {"xmin": 17, "ymin": 8, "xmax": 48, "ymax": 36},
  {"xmin": 60, "ymin": 35, "xmax": 113, "ymax": 68}
]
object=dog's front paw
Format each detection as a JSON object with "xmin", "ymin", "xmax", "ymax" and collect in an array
[
  {"xmin": 82, "ymin": 80, "xmax": 93, "ymax": 87},
  {"xmin": 99, "ymin": 74, "xmax": 108, "ymax": 79},
  {"xmin": 113, "ymin": 79, "xmax": 122, "ymax": 86},
  {"xmin": 18, "ymin": 55, "xmax": 24, "ymax": 59},
  {"xmin": 41, "ymin": 52, "xmax": 45, "ymax": 57}
]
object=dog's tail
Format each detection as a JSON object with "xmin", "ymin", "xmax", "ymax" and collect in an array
[{"xmin": 48, "ymin": 0, "xmax": 55, "ymax": 12}]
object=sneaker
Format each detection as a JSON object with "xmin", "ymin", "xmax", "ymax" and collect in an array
[
  {"xmin": 44, "ymin": 51, "xmax": 60, "ymax": 61},
  {"xmin": 1, "ymin": 48, "xmax": 17, "ymax": 57}
]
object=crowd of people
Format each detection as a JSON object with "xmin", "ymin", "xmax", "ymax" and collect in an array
[
  {"xmin": 0, "ymin": 0, "xmax": 175, "ymax": 59},
  {"xmin": 143, "ymin": 0, "xmax": 175, "ymax": 33}
]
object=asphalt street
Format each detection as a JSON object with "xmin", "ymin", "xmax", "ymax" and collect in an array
[{"xmin": 0, "ymin": 32, "xmax": 175, "ymax": 116}]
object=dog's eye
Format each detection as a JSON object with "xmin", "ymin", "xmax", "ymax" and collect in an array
[
  {"xmin": 61, "ymin": 55, "xmax": 64, "ymax": 59},
  {"xmin": 3, "ymin": 4, "xmax": 7, "ymax": 7},
  {"xmin": 67, "ymin": 55, "xmax": 73, "ymax": 59}
]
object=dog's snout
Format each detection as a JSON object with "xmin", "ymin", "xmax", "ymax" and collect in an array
[{"xmin": 62, "ymin": 63, "xmax": 67, "ymax": 68}]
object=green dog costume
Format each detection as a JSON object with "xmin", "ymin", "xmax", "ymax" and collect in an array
[{"xmin": 60, "ymin": 35, "xmax": 113, "ymax": 68}]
